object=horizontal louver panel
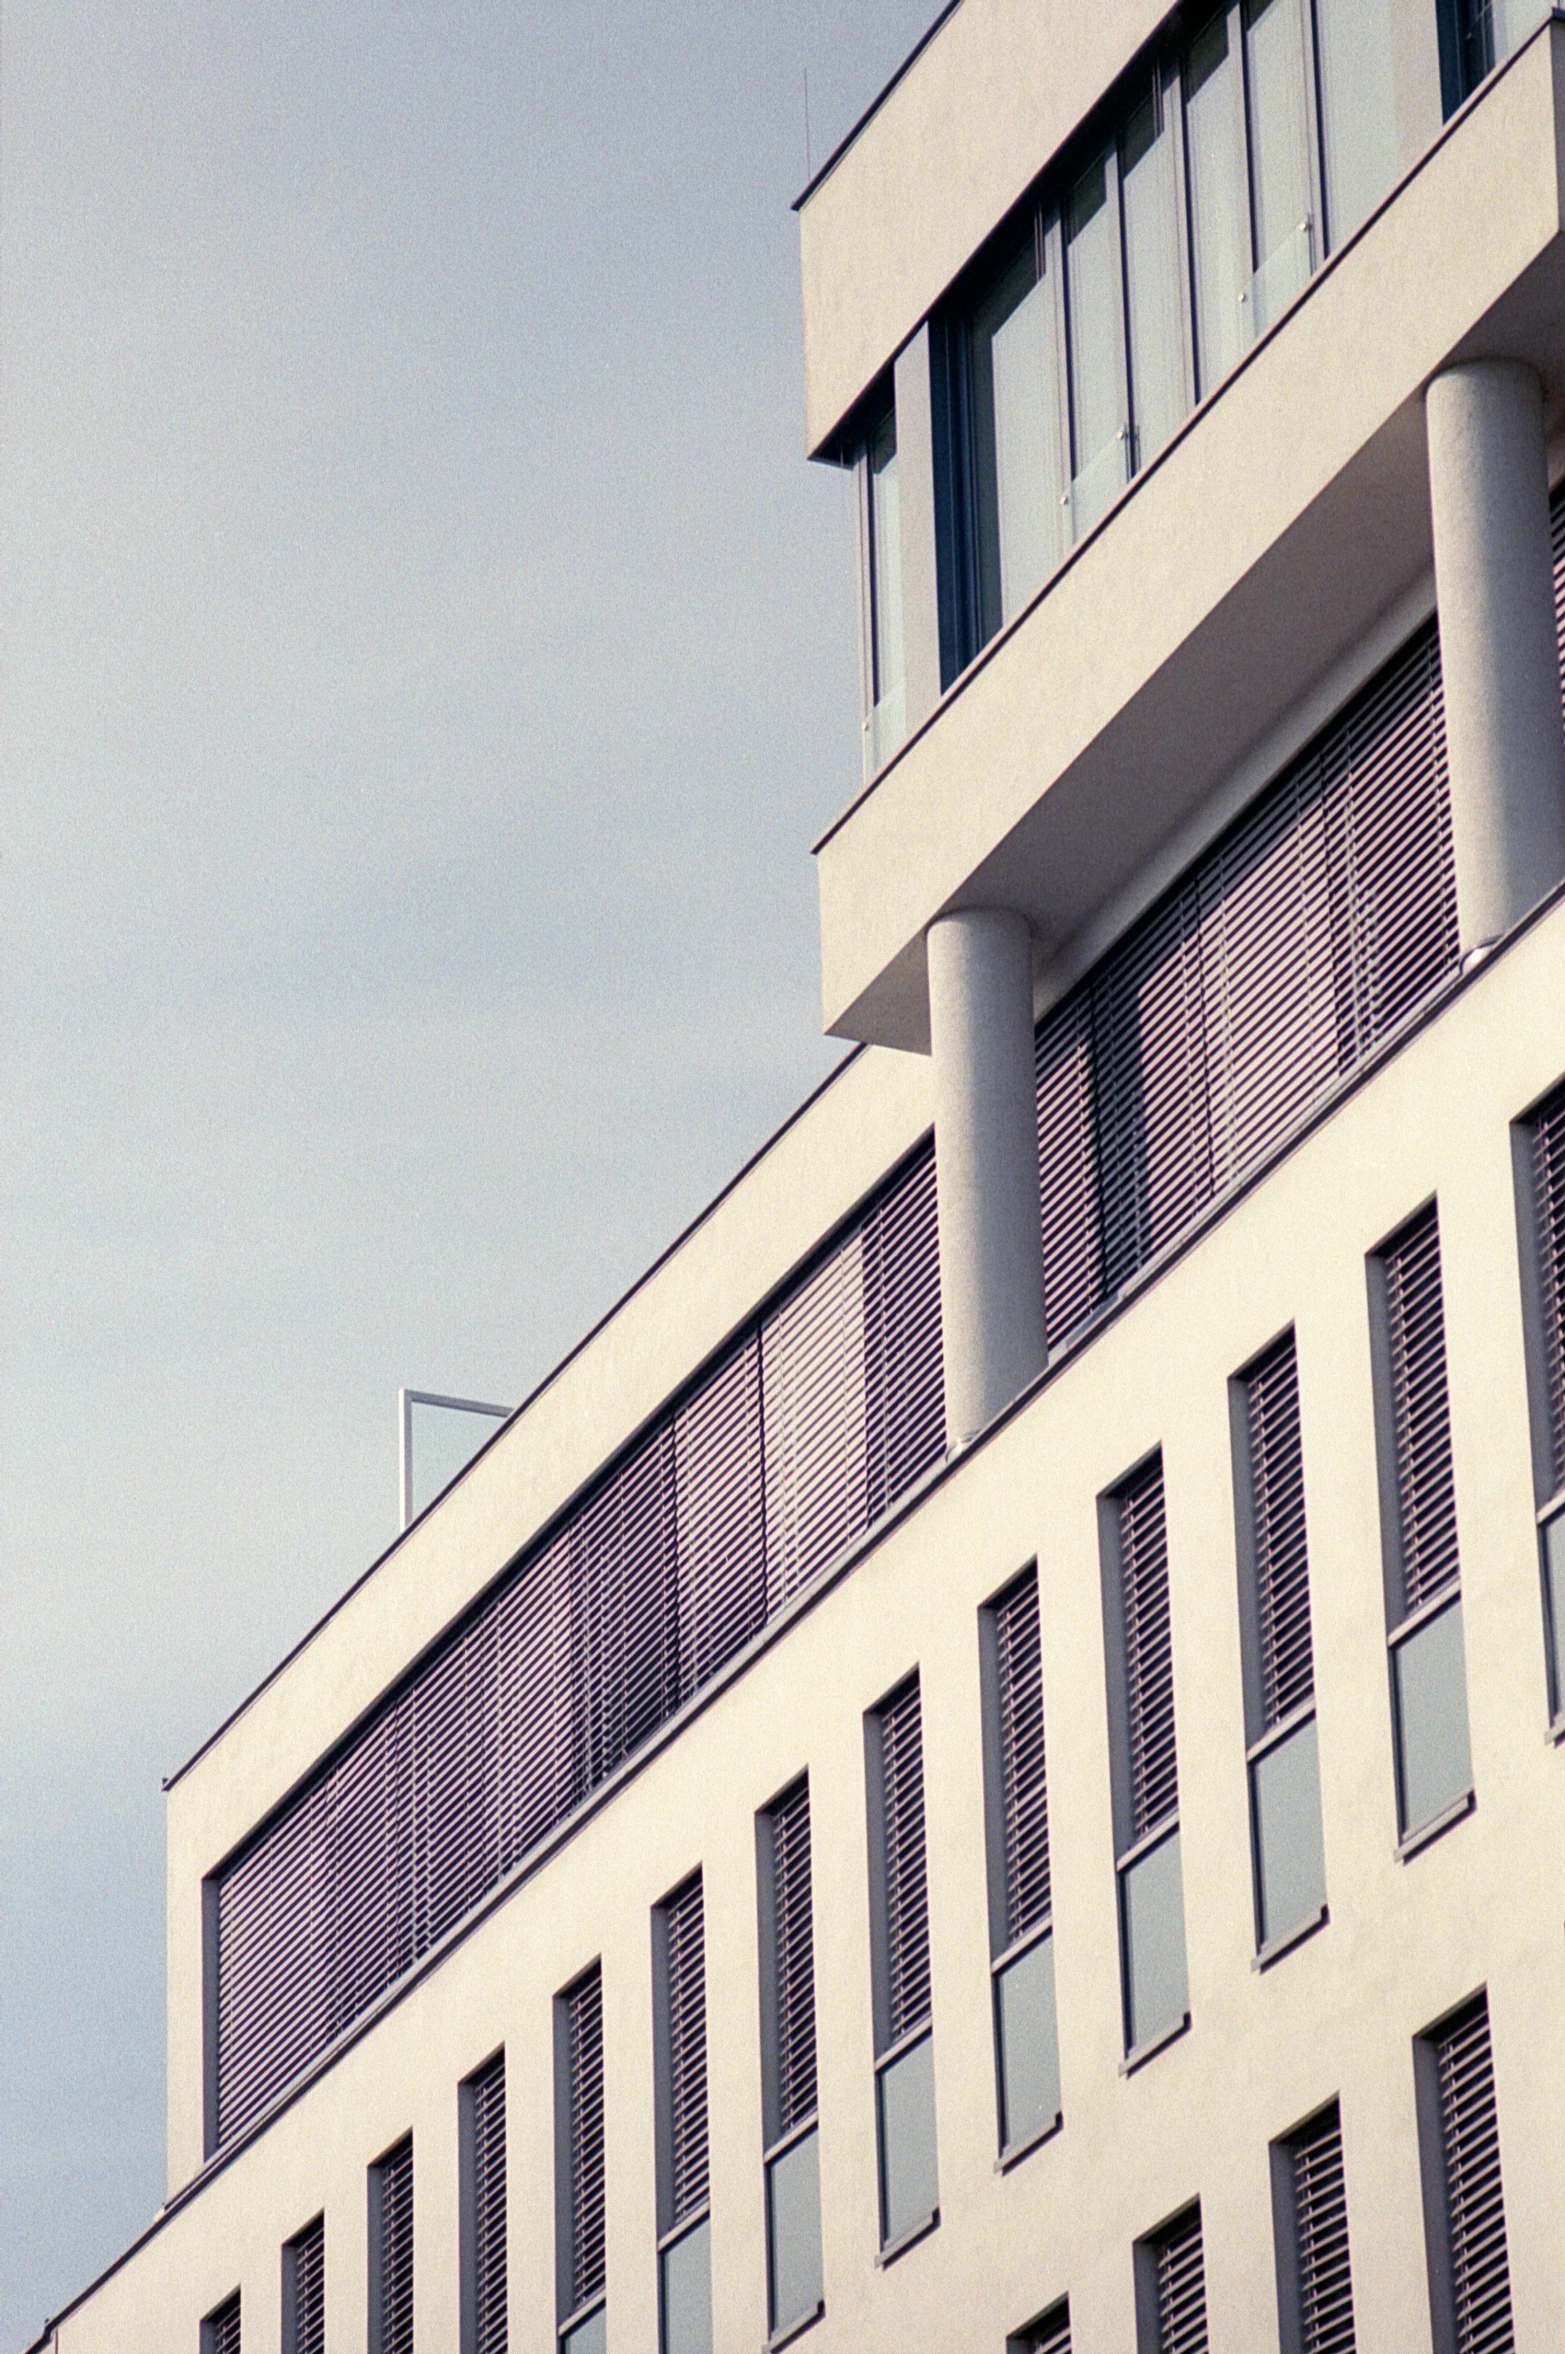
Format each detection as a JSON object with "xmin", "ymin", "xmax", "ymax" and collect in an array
[
  {"xmin": 995, "ymin": 1569, "xmax": 1051, "ymax": 1943},
  {"xmin": 664, "ymin": 1876, "xmax": 710, "ymax": 2226},
  {"xmin": 288, "ymin": 2218, "xmax": 325, "ymax": 2354},
  {"xmin": 1434, "ymin": 1999, "xmax": 1514, "ymax": 2354},
  {"xmin": 1244, "ymin": 1332, "xmax": 1314, "ymax": 1728},
  {"xmin": 1291, "ymin": 2105, "xmax": 1355, "ymax": 2354},
  {"xmin": 471, "ymin": 2055, "xmax": 508, "ymax": 2354},
  {"xmin": 770, "ymin": 1780, "xmax": 818, "ymax": 2137},
  {"xmin": 1530, "ymin": 1084, "xmax": 1565, "ymax": 1490},
  {"xmin": 1118, "ymin": 1457, "xmax": 1178, "ymax": 1843},
  {"xmin": 1036, "ymin": 625, "xmax": 1456, "ymax": 1350},
  {"xmin": 215, "ymin": 1146, "xmax": 941, "ymax": 2143},
  {"xmin": 565, "ymin": 1968, "xmax": 606, "ymax": 2318},
  {"xmin": 1026, "ymin": 2306, "xmax": 1071, "ymax": 2354},
  {"xmin": 205, "ymin": 2293, "xmax": 242, "ymax": 2354},
  {"xmin": 376, "ymin": 2137, "xmax": 414, "ymax": 2354},
  {"xmin": 877, "ymin": 1678, "xmax": 932, "ymax": 2046},
  {"xmin": 1383, "ymin": 1205, "xmax": 1460, "ymax": 1615},
  {"xmin": 1154, "ymin": 2207, "xmax": 1208, "ymax": 2354}
]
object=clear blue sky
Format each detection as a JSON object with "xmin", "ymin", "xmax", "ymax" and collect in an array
[{"xmin": 0, "ymin": 3, "xmax": 937, "ymax": 2338}]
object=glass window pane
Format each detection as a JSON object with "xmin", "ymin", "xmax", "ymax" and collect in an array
[
  {"xmin": 972, "ymin": 245, "xmax": 1066, "ymax": 632},
  {"xmin": 1314, "ymin": 0, "xmax": 1398, "ymax": 247},
  {"xmin": 766, "ymin": 2128, "xmax": 822, "ymax": 2336},
  {"xmin": 561, "ymin": 2309, "xmax": 606, "ymax": 2354},
  {"xmin": 866, "ymin": 409, "xmax": 905, "ymax": 769},
  {"xmin": 1251, "ymin": 1714, "xmax": 1325, "ymax": 1947},
  {"xmin": 1491, "ymin": 0, "xmax": 1552, "ymax": 66},
  {"xmin": 1394, "ymin": 1598, "xmax": 1473, "ymax": 1836},
  {"xmin": 1121, "ymin": 82, "xmax": 1188, "ymax": 467},
  {"xmin": 877, "ymin": 2032, "xmax": 939, "ymax": 2247},
  {"xmin": 1185, "ymin": 11, "xmax": 1250, "ymax": 393},
  {"xmin": 1243, "ymin": 0, "xmax": 1315, "ymax": 335},
  {"xmin": 996, "ymin": 1933, "xmax": 1061, "ymax": 2152},
  {"xmin": 1121, "ymin": 1829, "xmax": 1189, "ymax": 2052},
  {"xmin": 1543, "ymin": 1511, "xmax": 1565, "ymax": 1719},
  {"xmin": 661, "ymin": 2218, "xmax": 712, "ymax": 2354}
]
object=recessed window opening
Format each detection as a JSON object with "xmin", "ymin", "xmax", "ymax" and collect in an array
[
  {"xmin": 1009, "ymin": 2298, "xmax": 1073, "ymax": 2353},
  {"xmin": 865, "ymin": 1675, "xmax": 939, "ymax": 2254},
  {"xmin": 654, "ymin": 1874, "xmax": 712, "ymax": 2354},
  {"xmin": 461, "ymin": 2053, "xmax": 508, "ymax": 2354},
  {"xmin": 282, "ymin": 2217, "xmax": 325, "ymax": 2354},
  {"xmin": 1521, "ymin": 1079, "xmax": 1565, "ymax": 1719},
  {"xmin": 1136, "ymin": 2202, "xmax": 1209, "ymax": 2354},
  {"xmin": 201, "ymin": 2291, "xmax": 242, "ymax": 2354},
  {"xmin": 1414, "ymin": 1993, "xmax": 1515, "ymax": 2354},
  {"xmin": 556, "ymin": 1967, "xmax": 606, "ymax": 2354},
  {"xmin": 369, "ymin": 2136, "xmax": 414, "ymax": 2354},
  {"xmin": 980, "ymin": 1566, "xmax": 1062, "ymax": 2158},
  {"xmin": 1271, "ymin": 2101, "xmax": 1357, "ymax": 2354},
  {"xmin": 757, "ymin": 1777, "xmax": 824, "ymax": 2342}
]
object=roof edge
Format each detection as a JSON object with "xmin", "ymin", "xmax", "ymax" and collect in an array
[{"xmin": 791, "ymin": 0, "xmax": 965, "ymax": 212}]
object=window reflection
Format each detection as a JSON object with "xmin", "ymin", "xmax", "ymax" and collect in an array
[
  {"xmin": 1121, "ymin": 80, "xmax": 1188, "ymax": 468},
  {"xmin": 1064, "ymin": 151, "xmax": 1128, "ymax": 536},
  {"xmin": 1243, "ymin": 0, "xmax": 1316, "ymax": 339},
  {"xmin": 1185, "ymin": 14, "xmax": 1249, "ymax": 393}
]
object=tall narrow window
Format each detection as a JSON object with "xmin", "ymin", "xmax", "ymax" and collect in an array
[
  {"xmin": 654, "ymin": 1875, "xmax": 711, "ymax": 2354},
  {"xmin": 370, "ymin": 2137, "xmax": 414, "ymax": 2354},
  {"xmin": 202, "ymin": 2292, "xmax": 242, "ymax": 2354},
  {"xmin": 1241, "ymin": 0, "xmax": 1316, "ymax": 337},
  {"xmin": 1272, "ymin": 2102, "xmax": 1356, "ymax": 2354},
  {"xmin": 1136, "ymin": 2204, "xmax": 1208, "ymax": 2354},
  {"xmin": 1184, "ymin": 11, "xmax": 1249, "ymax": 393},
  {"xmin": 1064, "ymin": 148, "xmax": 1131, "ymax": 536},
  {"xmin": 1120, "ymin": 75, "xmax": 1189, "ymax": 468},
  {"xmin": 283, "ymin": 2217, "xmax": 325, "ymax": 2354},
  {"xmin": 981, "ymin": 1567, "xmax": 1061, "ymax": 2158},
  {"xmin": 1526, "ymin": 1081, "xmax": 1565, "ymax": 1719},
  {"xmin": 1010, "ymin": 2301, "xmax": 1072, "ymax": 2353},
  {"xmin": 962, "ymin": 230, "xmax": 1067, "ymax": 650},
  {"xmin": 866, "ymin": 1675, "xmax": 939, "ymax": 2253},
  {"xmin": 1104, "ymin": 1456, "xmax": 1189, "ymax": 2058},
  {"xmin": 1416, "ymin": 1995, "xmax": 1515, "ymax": 2354},
  {"xmin": 1372, "ymin": 1205, "xmax": 1473, "ymax": 1846},
  {"xmin": 1235, "ymin": 1332, "xmax": 1326, "ymax": 1953},
  {"xmin": 862, "ymin": 400, "xmax": 906, "ymax": 776},
  {"xmin": 461, "ymin": 2054, "xmax": 507, "ymax": 2354},
  {"xmin": 758, "ymin": 1777, "xmax": 823, "ymax": 2339},
  {"xmin": 556, "ymin": 1967, "xmax": 606, "ymax": 2354},
  {"xmin": 1314, "ymin": 0, "xmax": 1398, "ymax": 247}
]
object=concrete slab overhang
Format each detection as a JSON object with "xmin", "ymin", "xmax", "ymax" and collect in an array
[{"xmin": 814, "ymin": 24, "xmax": 1565, "ymax": 1054}]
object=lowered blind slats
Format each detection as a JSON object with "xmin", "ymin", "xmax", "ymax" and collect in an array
[
  {"xmin": 205, "ymin": 2293, "xmax": 242, "ymax": 2354},
  {"xmin": 216, "ymin": 1146, "xmax": 942, "ymax": 2143},
  {"xmin": 769, "ymin": 1780, "xmax": 818, "ymax": 2137},
  {"xmin": 1024, "ymin": 2305, "xmax": 1071, "ymax": 2354},
  {"xmin": 1118, "ymin": 1458, "xmax": 1178, "ymax": 1842},
  {"xmin": 876, "ymin": 1678, "xmax": 932, "ymax": 2046},
  {"xmin": 471, "ymin": 2055, "xmax": 508, "ymax": 2354},
  {"xmin": 1433, "ymin": 1998, "xmax": 1514, "ymax": 2354},
  {"xmin": 1529, "ymin": 1083, "xmax": 1565, "ymax": 1488},
  {"xmin": 564, "ymin": 1967, "xmax": 606, "ymax": 2320},
  {"xmin": 1154, "ymin": 2207, "xmax": 1208, "ymax": 2354},
  {"xmin": 995, "ymin": 1569, "xmax": 1051, "ymax": 1941},
  {"xmin": 1244, "ymin": 1333, "xmax": 1314, "ymax": 1727},
  {"xmin": 1290, "ymin": 2105, "xmax": 1356, "ymax": 2354},
  {"xmin": 287, "ymin": 2217, "xmax": 325, "ymax": 2354},
  {"xmin": 375, "ymin": 2137, "xmax": 415, "ymax": 2354},
  {"xmin": 1035, "ymin": 625, "xmax": 1456, "ymax": 1349},
  {"xmin": 1383, "ymin": 1205, "xmax": 1460, "ymax": 1614},
  {"xmin": 663, "ymin": 1876, "xmax": 710, "ymax": 2225}
]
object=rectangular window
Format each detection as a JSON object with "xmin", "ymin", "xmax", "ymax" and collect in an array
[
  {"xmin": 980, "ymin": 1567, "xmax": 1061, "ymax": 2158},
  {"xmin": 1441, "ymin": 0, "xmax": 1553, "ymax": 113},
  {"xmin": 1314, "ymin": 0, "xmax": 1398, "ymax": 246},
  {"xmin": 1415, "ymin": 1994, "xmax": 1515, "ymax": 2354},
  {"xmin": 757, "ymin": 1777, "xmax": 823, "ymax": 2340},
  {"xmin": 1103, "ymin": 1457, "xmax": 1189, "ymax": 2058},
  {"xmin": 1184, "ymin": 11, "xmax": 1249, "ymax": 392},
  {"xmin": 1136, "ymin": 2203, "xmax": 1208, "ymax": 2354},
  {"xmin": 654, "ymin": 1874, "xmax": 711, "ymax": 2354},
  {"xmin": 282, "ymin": 2217, "xmax": 325, "ymax": 2354},
  {"xmin": 556, "ymin": 1967, "xmax": 606, "ymax": 2354},
  {"xmin": 861, "ymin": 398, "xmax": 906, "ymax": 776},
  {"xmin": 461, "ymin": 2054, "xmax": 507, "ymax": 2354},
  {"xmin": 1009, "ymin": 2300, "xmax": 1072, "ymax": 2353},
  {"xmin": 1525, "ymin": 1081, "xmax": 1565, "ymax": 1718},
  {"xmin": 202, "ymin": 2292, "xmax": 242, "ymax": 2354},
  {"xmin": 1234, "ymin": 1331, "xmax": 1326, "ymax": 1953},
  {"xmin": 866, "ymin": 1676, "xmax": 939, "ymax": 2253},
  {"xmin": 1120, "ymin": 73, "xmax": 1189, "ymax": 469},
  {"xmin": 1372, "ymin": 1205, "xmax": 1473, "ymax": 1845},
  {"xmin": 369, "ymin": 2136, "xmax": 414, "ymax": 2354},
  {"xmin": 1063, "ymin": 147, "xmax": 1131, "ymax": 535},
  {"xmin": 1271, "ymin": 2102, "xmax": 1356, "ymax": 2354},
  {"xmin": 1241, "ymin": 0, "xmax": 1317, "ymax": 338}
]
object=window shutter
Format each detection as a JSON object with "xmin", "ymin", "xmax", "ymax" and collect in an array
[
  {"xmin": 769, "ymin": 1780, "xmax": 818, "ymax": 2136},
  {"xmin": 565, "ymin": 1968, "xmax": 606, "ymax": 2317},
  {"xmin": 376, "ymin": 2137, "xmax": 415, "ymax": 2354},
  {"xmin": 664, "ymin": 1877, "xmax": 710, "ymax": 2226},
  {"xmin": 1244, "ymin": 1332, "xmax": 1314, "ymax": 1726},
  {"xmin": 995, "ymin": 1569, "xmax": 1051, "ymax": 1941},
  {"xmin": 288, "ymin": 2218, "xmax": 325, "ymax": 2354},
  {"xmin": 1153, "ymin": 2206, "xmax": 1208, "ymax": 2354},
  {"xmin": 877, "ymin": 1678, "xmax": 932, "ymax": 2045},
  {"xmin": 205, "ymin": 2292, "xmax": 242, "ymax": 2354},
  {"xmin": 1118, "ymin": 1458, "xmax": 1178, "ymax": 1841},
  {"xmin": 1382, "ymin": 1204, "xmax": 1460, "ymax": 1613},
  {"xmin": 1530, "ymin": 1083, "xmax": 1565, "ymax": 1488},
  {"xmin": 1288, "ymin": 2105, "xmax": 1356, "ymax": 2354},
  {"xmin": 470, "ymin": 2056, "xmax": 508, "ymax": 2354},
  {"xmin": 1433, "ymin": 1998, "xmax": 1514, "ymax": 2354},
  {"xmin": 1022, "ymin": 2304, "xmax": 1071, "ymax": 2354}
]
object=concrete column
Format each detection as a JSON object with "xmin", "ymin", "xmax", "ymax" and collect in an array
[
  {"xmin": 1425, "ymin": 357, "xmax": 1565, "ymax": 953},
  {"xmin": 926, "ymin": 908, "xmax": 1049, "ymax": 1450}
]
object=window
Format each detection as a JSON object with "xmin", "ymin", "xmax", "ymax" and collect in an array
[
  {"xmin": 1272, "ymin": 2103, "xmax": 1356, "ymax": 2354},
  {"xmin": 369, "ymin": 2137, "xmax": 414, "ymax": 2354},
  {"xmin": 860, "ymin": 396, "xmax": 907, "ymax": 775},
  {"xmin": 654, "ymin": 1875, "xmax": 711, "ymax": 2354},
  {"xmin": 556, "ymin": 1968, "xmax": 606, "ymax": 2354},
  {"xmin": 1439, "ymin": 0, "xmax": 1552, "ymax": 115},
  {"xmin": 282, "ymin": 2217, "xmax": 325, "ymax": 2354},
  {"xmin": 1371, "ymin": 1205, "xmax": 1473, "ymax": 1846},
  {"xmin": 1524, "ymin": 1080, "xmax": 1565, "ymax": 1719},
  {"xmin": 980, "ymin": 1567, "xmax": 1061, "ymax": 2158},
  {"xmin": 1009, "ymin": 2301, "xmax": 1072, "ymax": 2354},
  {"xmin": 1234, "ymin": 1332, "xmax": 1327, "ymax": 1953},
  {"xmin": 202, "ymin": 2292, "xmax": 242, "ymax": 2354},
  {"xmin": 1103, "ymin": 1457, "xmax": 1189, "ymax": 2059},
  {"xmin": 461, "ymin": 2054, "xmax": 507, "ymax": 2354},
  {"xmin": 1415, "ymin": 1994, "xmax": 1515, "ymax": 2354},
  {"xmin": 1136, "ymin": 2204, "xmax": 1208, "ymax": 2354},
  {"xmin": 758, "ymin": 1778, "xmax": 823, "ymax": 2340},
  {"xmin": 866, "ymin": 1676, "xmax": 939, "ymax": 2254}
]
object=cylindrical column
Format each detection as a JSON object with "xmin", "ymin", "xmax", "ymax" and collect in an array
[
  {"xmin": 926, "ymin": 907, "xmax": 1049, "ymax": 1450},
  {"xmin": 1426, "ymin": 357, "xmax": 1565, "ymax": 953}
]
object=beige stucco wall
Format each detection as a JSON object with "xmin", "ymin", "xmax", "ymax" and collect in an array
[{"xmin": 52, "ymin": 867, "xmax": 1565, "ymax": 2354}]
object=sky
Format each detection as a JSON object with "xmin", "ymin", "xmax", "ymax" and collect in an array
[{"xmin": 0, "ymin": 3, "xmax": 940, "ymax": 2337}]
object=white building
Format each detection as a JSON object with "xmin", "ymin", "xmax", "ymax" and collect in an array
[{"xmin": 29, "ymin": 5, "xmax": 1565, "ymax": 2351}]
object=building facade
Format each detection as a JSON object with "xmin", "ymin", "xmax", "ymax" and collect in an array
[{"xmin": 30, "ymin": 4, "xmax": 1565, "ymax": 2350}]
